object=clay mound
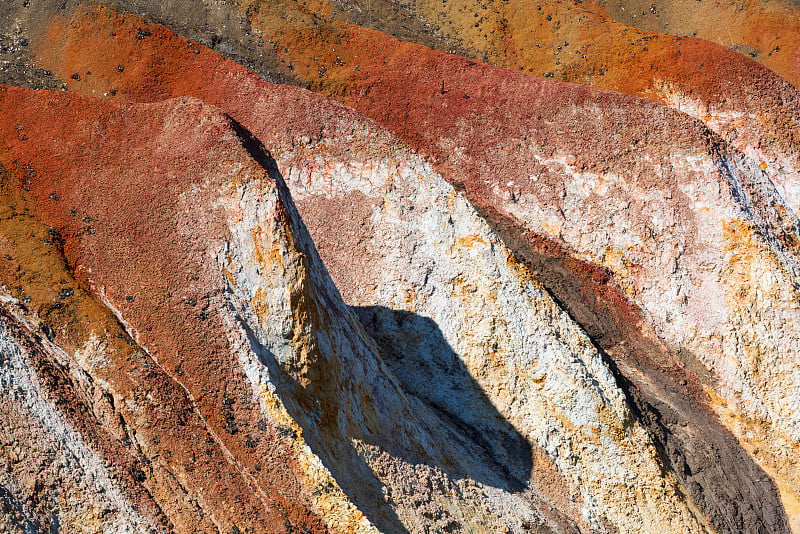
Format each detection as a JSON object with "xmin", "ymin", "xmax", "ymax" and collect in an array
[
  {"xmin": 0, "ymin": 85, "xmax": 347, "ymax": 533},
  {"xmin": 23, "ymin": 0, "xmax": 800, "ymax": 214},
  {"xmin": 266, "ymin": 0, "xmax": 800, "ymax": 216},
  {"xmin": 0, "ymin": 83, "xmax": 722, "ymax": 533},
  {"xmin": 19, "ymin": 5, "xmax": 800, "ymax": 532},
  {"xmin": 2, "ymin": 1, "xmax": 800, "ymax": 532},
  {"xmin": 372, "ymin": 0, "xmax": 800, "ymax": 210}
]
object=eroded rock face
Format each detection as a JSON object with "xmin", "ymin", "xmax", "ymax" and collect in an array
[
  {"xmin": 18, "ymin": 0, "xmax": 800, "ymax": 218},
  {"xmin": 0, "ymin": 82, "xmax": 711, "ymax": 532},
  {"xmin": 0, "ymin": 87, "xmax": 344, "ymax": 533},
  {"xmin": 9, "ymin": 6, "xmax": 798, "ymax": 530},
  {"xmin": 0, "ymin": 305, "xmax": 158, "ymax": 534},
  {"xmin": 1, "ymin": 0, "xmax": 799, "ymax": 532}
]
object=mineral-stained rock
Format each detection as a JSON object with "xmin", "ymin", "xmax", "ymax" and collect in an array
[
  {"xmin": 589, "ymin": 0, "xmax": 800, "ymax": 87},
  {"xmin": 0, "ymin": 67, "xmax": 783, "ymax": 534},
  {"xmin": 11, "ymin": 5, "xmax": 800, "ymax": 530},
  {"xmin": 0, "ymin": 84, "xmax": 709, "ymax": 532},
  {"xmin": 1, "ymin": 0, "xmax": 800, "ymax": 532},
  {"xmin": 0, "ymin": 304, "xmax": 159, "ymax": 534},
  {"xmin": 19, "ymin": 0, "xmax": 800, "ymax": 217},
  {"xmin": 0, "ymin": 87, "xmax": 343, "ymax": 534}
]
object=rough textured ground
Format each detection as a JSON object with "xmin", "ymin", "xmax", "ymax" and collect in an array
[
  {"xmin": 15, "ymin": 4, "xmax": 800, "ymax": 530},
  {"xmin": 11, "ymin": 0, "xmax": 798, "ymax": 214},
  {"xmin": 1, "ymin": 0, "xmax": 799, "ymax": 532},
  {"xmin": 590, "ymin": 0, "xmax": 800, "ymax": 86},
  {"xmin": 0, "ymin": 81, "xmax": 729, "ymax": 533}
]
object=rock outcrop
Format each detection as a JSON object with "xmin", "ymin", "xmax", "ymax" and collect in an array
[
  {"xmin": 0, "ymin": 81, "xmax": 698, "ymax": 532},
  {"xmin": 1, "ymin": 0, "xmax": 799, "ymax": 532}
]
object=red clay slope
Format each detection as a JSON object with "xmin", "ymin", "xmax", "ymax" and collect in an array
[
  {"xmin": 34, "ymin": 5, "xmax": 698, "ymax": 383},
  {"xmin": 0, "ymin": 84, "xmax": 333, "ymax": 533},
  {"xmin": 134, "ymin": 0, "xmax": 800, "ymax": 210},
  {"xmin": 26, "ymin": 7, "xmax": 795, "ymax": 533},
  {"xmin": 31, "ymin": 5, "xmax": 762, "ymax": 386}
]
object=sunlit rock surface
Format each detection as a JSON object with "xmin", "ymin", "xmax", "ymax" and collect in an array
[{"xmin": 1, "ymin": 0, "xmax": 799, "ymax": 532}]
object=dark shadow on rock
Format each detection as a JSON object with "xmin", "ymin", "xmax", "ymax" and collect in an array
[
  {"xmin": 228, "ymin": 119, "xmax": 535, "ymax": 532},
  {"xmin": 236, "ymin": 312, "xmax": 414, "ymax": 534},
  {"xmin": 237, "ymin": 304, "xmax": 535, "ymax": 533},
  {"xmin": 477, "ymin": 203, "xmax": 791, "ymax": 534},
  {"xmin": 352, "ymin": 305, "xmax": 533, "ymax": 492}
]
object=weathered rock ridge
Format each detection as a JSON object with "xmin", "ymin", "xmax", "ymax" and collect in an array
[
  {"xmin": 0, "ymin": 0, "xmax": 799, "ymax": 532},
  {"xmin": 0, "ymin": 84, "xmax": 712, "ymax": 532}
]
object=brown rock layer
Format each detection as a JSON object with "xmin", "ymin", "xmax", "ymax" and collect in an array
[{"xmin": 1, "ymin": 0, "xmax": 799, "ymax": 531}]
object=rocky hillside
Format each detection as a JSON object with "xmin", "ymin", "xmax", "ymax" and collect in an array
[{"xmin": 1, "ymin": 0, "xmax": 799, "ymax": 533}]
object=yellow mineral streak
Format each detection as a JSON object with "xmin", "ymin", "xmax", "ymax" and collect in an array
[
  {"xmin": 256, "ymin": 384, "xmax": 378, "ymax": 534},
  {"xmin": 718, "ymin": 219, "xmax": 800, "ymax": 532},
  {"xmin": 241, "ymin": 207, "xmax": 378, "ymax": 534},
  {"xmin": 706, "ymin": 386, "xmax": 800, "ymax": 533}
]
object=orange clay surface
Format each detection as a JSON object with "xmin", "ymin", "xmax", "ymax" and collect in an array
[
  {"xmin": 17, "ymin": 6, "xmax": 800, "ymax": 531},
  {"xmin": 36, "ymin": 1, "xmax": 800, "ymax": 199},
  {"xmin": 590, "ymin": 0, "xmax": 800, "ymax": 87},
  {"xmin": 209, "ymin": 0, "xmax": 800, "ymax": 163},
  {"xmin": 33, "ymin": 4, "xmax": 737, "ymax": 407},
  {"xmin": 36, "ymin": 3, "xmax": 722, "ymax": 394}
]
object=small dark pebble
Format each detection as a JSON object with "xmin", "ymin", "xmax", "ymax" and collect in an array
[
  {"xmin": 70, "ymin": 72, "xmax": 80, "ymax": 81},
  {"xmin": 57, "ymin": 288, "xmax": 73, "ymax": 299},
  {"xmin": 41, "ymin": 323, "xmax": 55, "ymax": 341},
  {"xmin": 125, "ymin": 295, "xmax": 135, "ymax": 303}
]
